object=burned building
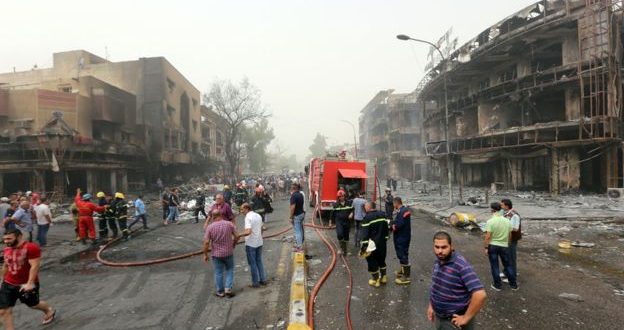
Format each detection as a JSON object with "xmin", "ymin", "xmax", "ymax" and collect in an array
[
  {"xmin": 420, "ymin": 0, "xmax": 624, "ymax": 194},
  {"xmin": 359, "ymin": 90, "xmax": 426, "ymax": 180},
  {"xmin": 0, "ymin": 50, "xmax": 215, "ymax": 196},
  {"xmin": 200, "ymin": 105, "xmax": 227, "ymax": 175}
]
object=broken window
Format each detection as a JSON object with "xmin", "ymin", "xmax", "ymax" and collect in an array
[
  {"xmin": 58, "ymin": 85, "xmax": 72, "ymax": 93},
  {"xmin": 498, "ymin": 65, "xmax": 517, "ymax": 84},
  {"xmin": 166, "ymin": 78, "xmax": 175, "ymax": 93}
]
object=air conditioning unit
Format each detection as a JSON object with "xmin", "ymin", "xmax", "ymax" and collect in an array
[{"xmin": 607, "ymin": 188, "xmax": 624, "ymax": 200}]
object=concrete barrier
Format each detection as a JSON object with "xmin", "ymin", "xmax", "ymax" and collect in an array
[{"xmin": 288, "ymin": 251, "xmax": 311, "ymax": 330}]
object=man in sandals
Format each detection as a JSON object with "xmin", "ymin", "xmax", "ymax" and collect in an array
[{"xmin": 0, "ymin": 229, "xmax": 56, "ymax": 329}]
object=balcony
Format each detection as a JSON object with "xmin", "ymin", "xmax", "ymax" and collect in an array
[
  {"xmin": 0, "ymin": 90, "xmax": 8, "ymax": 116},
  {"xmin": 92, "ymin": 95, "xmax": 124, "ymax": 123}
]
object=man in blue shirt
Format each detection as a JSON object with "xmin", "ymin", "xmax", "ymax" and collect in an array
[
  {"xmin": 129, "ymin": 194, "xmax": 148, "ymax": 231},
  {"xmin": 350, "ymin": 192, "xmax": 366, "ymax": 248},
  {"xmin": 428, "ymin": 231, "xmax": 486, "ymax": 330},
  {"xmin": 10, "ymin": 201, "xmax": 34, "ymax": 242}
]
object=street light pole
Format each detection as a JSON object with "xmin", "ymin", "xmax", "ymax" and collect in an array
[
  {"xmin": 340, "ymin": 119, "xmax": 358, "ymax": 158},
  {"xmin": 396, "ymin": 34, "xmax": 453, "ymax": 205}
]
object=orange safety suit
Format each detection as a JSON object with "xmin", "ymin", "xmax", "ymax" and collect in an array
[{"xmin": 75, "ymin": 192, "xmax": 105, "ymax": 240}]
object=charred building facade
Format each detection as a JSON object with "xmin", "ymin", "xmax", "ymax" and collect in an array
[
  {"xmin": 420, "ymin": 0, "xmax": 624, "ymax": 194},
  {"xmin": 0, "ymin": 50, "xmax": 219, "ymax": 196},
  {"xmin": 359, "ymin": 90, "xmax": 425, "ymax": 180}
]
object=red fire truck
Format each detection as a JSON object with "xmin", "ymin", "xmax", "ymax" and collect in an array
[{"xmin": 307, "ymin": 156, "xmax": 378, "ymax": 213}]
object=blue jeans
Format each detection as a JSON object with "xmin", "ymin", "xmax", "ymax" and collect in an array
[
  {"xmin": 37, "ymin": 224, "xmax": 50, "ymax": 247},
  {"xmin": 488, "ymin": 245, "xmax": 517, "ymax": 288},
  {"xmin": 509, "ymin": 240, "xmax": 518, "ymax": 276},
  {"xmin": 293, "ymin": 213, "xmax": 305, "ymax": 247},
  {"xmin": 167, "ymin": 206, "xmax": 179, "ymax": 223},
  {"xmin": 212, "ymin": 255, "xmax": 234, "ymax": 293},
  {"xmin": 245, "ymin": 245, "xmax": 266, "ymax": 285}
]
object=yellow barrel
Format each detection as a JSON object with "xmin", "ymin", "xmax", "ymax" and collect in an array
[{"xmin": 449, "ymin": 212, "xmax": 476, "ymax": 226}]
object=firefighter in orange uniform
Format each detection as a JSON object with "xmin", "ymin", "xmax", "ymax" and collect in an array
[{"xmin": 75, "ymin": 188, "xmax": 106, "ymax": 245}]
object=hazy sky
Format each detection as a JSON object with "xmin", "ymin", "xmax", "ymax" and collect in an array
[{"xmin": 1, "ymin": 0, "xmax": 537, "ymax": 160}]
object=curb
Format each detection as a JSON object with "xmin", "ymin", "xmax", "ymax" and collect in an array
[{"xmin": 288, "ymin": 251, "xmax": 311, "ymax": 330}]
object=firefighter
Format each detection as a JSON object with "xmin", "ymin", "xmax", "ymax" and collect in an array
[
  {"xmin": 331, "ymin": 190, "xmax": 353, "ymax": 255},
  {"xmin": 384, "ymin": 188, "xmax": 394, "ymax": 219},
  {"xmin": 113, "ymin": 192, "xmax": 130, "ymax": 240},
  {"xmin": 103, "ymin": 193, "xmax": 119, "ymax": 239},
  {"xmin": 223, "ymin": 185, "xmax": 233, "ymax": 206},
  {"xmin": 391, "ymin": 197, "xmax": 411, "ymax": 285},
  {"xmin": 234, "ymin": 183, "xmax": 248, "ymax": 207},
  {"xmin": 96, "ymin": 192, "xmax": 109, "ymax": 241},
  {"xmin": 194, "ymin": 188, "xmax": 207, "ymax": 224},
  {"xmin": 359, "ymin": 202, "xmax": 389, "ymax": 287},
  {"xmin": 74, "ymin": 188, "xmax": 106, "ymax": 245},
  {"xmin": 250, "ymin": 187, "xmax": 269, "ymax": 222}
]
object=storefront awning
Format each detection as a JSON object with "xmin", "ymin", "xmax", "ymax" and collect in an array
[{"xmin": 338, "ymin": 169, "xmax": 368, "ymax": 179}]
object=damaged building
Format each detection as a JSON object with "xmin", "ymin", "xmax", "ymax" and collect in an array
[
  {"xmin": 0, "ymin": 50, "xmax": 221, "ymax": 196},
  {"xmin": 359, "ymin": 90, "xmax": 426, "ymax": 180},
  {"xmin": 420, "ymin": 0, "xmax": 624, "ymax": 194}
]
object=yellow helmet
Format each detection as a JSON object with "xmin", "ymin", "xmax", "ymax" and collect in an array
[
  {"xmin": 224, "ymin": 185, "xmax": 230, "ymax": 190},
  {"xmin": 96, "ymin": 192, "xmax": 105, "ymax": 198},
  {"xmin": 114, "ymin": 192, "xmax": 125, "ymax": 199}
]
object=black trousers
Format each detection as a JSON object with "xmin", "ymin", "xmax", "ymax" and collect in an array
[
  {"xmin": 366, "ymin": 242, "xmax": 387, "ymax": 272},
  {"xmin": 335, "ymin": 219, "xmax": 350, "ymax": 242},
  {"xmin": 194, "ymin": 207, "xmax": 207, "ymax": 221},
  {"xmin": 118, "ymin": 217, "xmax": 128, "ymax": 238},
  {"xmin": 394, "ymin": 238, "xmax": 410, "ymax": 265},
  {"xmin": 99, "ymin": 217, "xmax": 118, "ymax": 238}
]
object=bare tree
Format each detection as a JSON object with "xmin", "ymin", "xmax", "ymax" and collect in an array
[{"xmin": 203, "ymin": 78, "xmax": 270, "ymax": 178}]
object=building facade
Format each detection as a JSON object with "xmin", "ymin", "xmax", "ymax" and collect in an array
[
  {"xmin": 359, "ymin": 90, "xmax": 425, "ymax": 180},
  {"xmin": 419, "ymin": 0, "xmax": 624, "ymax": 194},
  {"xmin": 0, "ymin": 50, "xmax": 219, "ymax": 196}
]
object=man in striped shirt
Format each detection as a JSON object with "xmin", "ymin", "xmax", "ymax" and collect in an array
[{"xmin": 428, "ymin": 231, "xmax": 486, "ymax": 330}]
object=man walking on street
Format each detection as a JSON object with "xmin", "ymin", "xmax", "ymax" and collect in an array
[
  {"xmin": 129, "ymin": 194, "xmax": 148, "ymax": 230},
  {"xmin": 203, "ymin": 209, "xmax": 239, "ymax": 298},
  {"xmin": 360, "ymin": 202, "xmax": 389, "ymax": 287},
  {"xmin": 194, "ymin": 188, "xmax": 207, "ymax": 224},
  {"xmin": 75, "ymin": 188, "xmax": 105, "ymax": 245},
  {"xmin": 351, "ymin": 192, "xmax": 366, "ymax": 247},
  {"xmin": 161, "ymin": 187, "xmax": 170, "ymax": 224},
  {"xmin": 501, "ymin": 198, "xmax": 521, "ymax": 280},
  {"xmin": 428, "ymin": 231, "xmax": 486, "ymax": 330},
  {"xmin": 484, "ymin": 202, "xmax": 517, "ymax": 291},
  {"xmin": 34, "ymin": 198, "xmax": 52, "ymax": 247},
  {"xmin": 9, "ymin": 201, "xmax": 34, "ymax": 242},
  {"xmin": 391, "ymin": 197, "xmax": 411, "ymax": 285},
  {"xmin": 0, "ymin": 229, "xmax": 56, "ymax": 329},
  {"xmin": 331, "ymin": 190, "xmax": 353, "ymax": 255},
  {"xmin": 289, "ymin": 183, "xmax": 305, "ymax": 252},
  {"xmin": 166, "ymin": 188, "xmax": 180, "ymax": 225},
  {"xmin": 238, "ymin": 203, "xmax": 267, "ymax": 288},
  {"xmin": 384, "ymin": 188, "xmax": 394, "ymax": 220}
]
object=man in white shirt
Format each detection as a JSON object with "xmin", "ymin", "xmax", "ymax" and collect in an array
[
  {"xmin": 238, "ymin": 203, "xmax": 266, "ymax": 288},
  {"xmin": 34, "ymin": 197, "xmax": 52, "ymax": 247}
]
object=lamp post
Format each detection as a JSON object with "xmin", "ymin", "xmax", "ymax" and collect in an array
[
  {"xmin": 340, "ymin": 119, "xmax": 358, "ymax": 158},
  {"xmin": 396, "ymin": 34, "xmax": 453, "ymax": 205}
]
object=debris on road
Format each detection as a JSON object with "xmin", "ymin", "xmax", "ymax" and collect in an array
[{"xmin": 558, "ymin": 293, "xmax": 584, "ymax": 302}]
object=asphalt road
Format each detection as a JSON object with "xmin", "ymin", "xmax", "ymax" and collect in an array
[
  {"xmin": 9, "ymin": 198, "xmax": 296, "ymax": 330},
  {"xmin": 7, "ymin": 198, "xmax": 624, "ymax": 330},
  {"xmin": 307, "ymin": 209, "xmax": 624, "ymax": 330}
]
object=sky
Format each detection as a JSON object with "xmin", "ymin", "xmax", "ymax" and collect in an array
[{"xmin": 1, "ymin": 0, "xmax": 538, "ymax": 160}]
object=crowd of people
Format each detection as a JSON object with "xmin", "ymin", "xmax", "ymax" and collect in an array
[
  {"xmin": 320, "ymin": 185, "xmax": 523, "ymax": 329},
  {"xmin": 0, "ymin": 173, "xmax": 523, "ymax": 329}
]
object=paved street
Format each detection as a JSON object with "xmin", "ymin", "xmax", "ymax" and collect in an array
[
  {"xmin": 9, "ymin": 199, "xmax": 295, "ymax": 330},
  {"xmin": 6, "ymin": 197, "xmax": 624, "ymax": 330},
  {"xmin": 307, "ymin": 210, "xmax": 624, "ymax": 330}
]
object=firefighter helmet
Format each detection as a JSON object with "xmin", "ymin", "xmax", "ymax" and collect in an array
[
  {"xmin": 96, "ymin": 192, "xmax": 105, "ymax": 198},
  {"xmin": 114, "ymin": 192, "xmax": 125, "ymax": 199}
]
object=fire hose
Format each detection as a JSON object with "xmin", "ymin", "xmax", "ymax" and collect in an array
[{"xmin": 306, "ymin": 205, "xmax": 353, "ymax": 330}]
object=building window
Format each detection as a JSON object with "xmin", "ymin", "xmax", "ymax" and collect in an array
[
  {"xmin": 216, "ymin": 131, "xmax": 223, "ymax": 146},
  {"xmin": 166, "ymin": 78, "xmax": 175, "ymax": 93},
  {"xmin": 59, "ymin": 85, "xmax": 72, "ymax": 93},
  {"xmin": 167, "ymin": 105, "xmax": 176, "ymax": 116}
]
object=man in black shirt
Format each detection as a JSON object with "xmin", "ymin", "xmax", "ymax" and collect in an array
[
  {"xmin": 289, "ymin": 183, "xmax": 305, "ymax": 252},
  {"xmin": 194, "ymin": 188, "xmax": 206, "ymax": 224}
]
